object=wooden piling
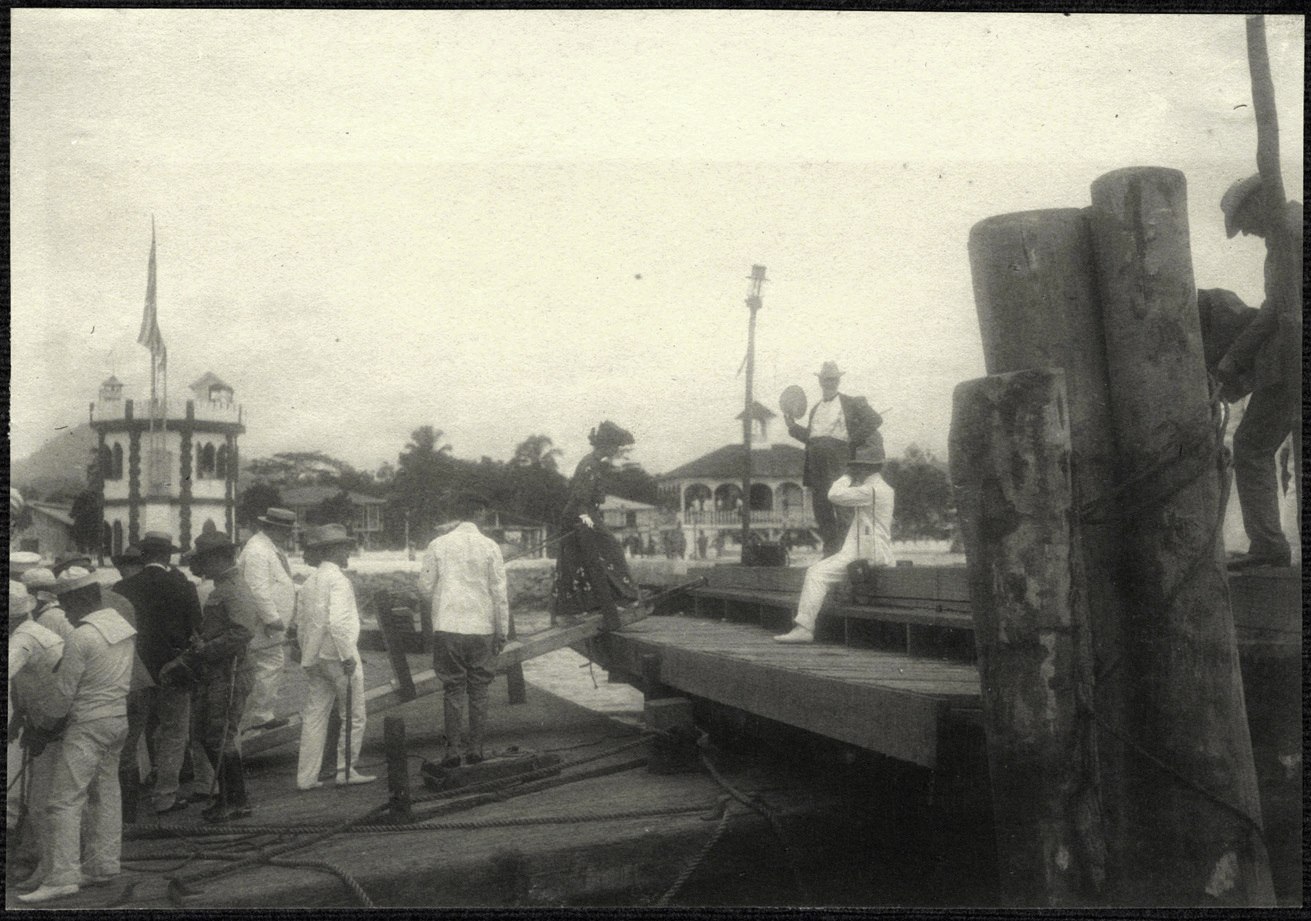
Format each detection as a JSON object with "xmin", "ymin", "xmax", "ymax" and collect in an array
[
  {"xmin": 1088, "ymin": 166, "xmax": 1274, "ymax": 906},
  {"xmin": 505, "ymin": 610, "xmax": 527, "ymax": 705},
  {"xmin": 375, "ymin": 591, "xmax": 418, "ymax": 703},
  {"xmin": 968, "ymin": 209, "xmax": 1128, "ymax": 895},
  {"xmin": 950, "ymin": 368, "xmax": 1105, "ymax": 906},
  {"xmin": 384, "ymin": 715, "xmax": 413, "ymax": 820}
]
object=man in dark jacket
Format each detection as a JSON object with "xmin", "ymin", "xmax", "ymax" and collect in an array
[
  {"xmin": 785, "ymin": 361, "xmax": 883, "ymax": 557},
  {"xmin": 163, "ymin": 531, "xmax": 258, "ymax": 822},
  {"xmin": 112, "ymin": 531, "xmax": 202, "ymax": 815}
]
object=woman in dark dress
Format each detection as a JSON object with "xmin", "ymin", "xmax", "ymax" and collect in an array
[{"xmin": 551, "ymin": 421, "xmax": 642, "ymax": 628}]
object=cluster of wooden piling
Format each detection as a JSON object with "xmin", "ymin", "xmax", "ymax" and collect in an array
[{"xmin": 952, "ymin": 167, "xmax": 1274, "ymax": 906}]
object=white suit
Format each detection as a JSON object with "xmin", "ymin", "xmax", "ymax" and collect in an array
[
  {"xmin": 294, "ymin": 562, "xmax": 366, "ymax": 788},
  {"xmin": 793, "ymin": 473, "xmax": 895, "ymax": 632},
  {"xmin": 238, "ymin": 530, "xmax": 296, "ymax": 729}
]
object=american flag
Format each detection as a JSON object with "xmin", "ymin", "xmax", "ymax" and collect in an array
[{"xmin": 137, "ymin": 219, "xmax": 166, "ymax": 369}]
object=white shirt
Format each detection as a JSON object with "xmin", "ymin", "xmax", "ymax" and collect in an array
[
  {"xmin": 298, "ymin": 561, "xmax": 361, "ymax": 665},
  {"xmin": 9, "ymin": 620, "xmax": 68, "ymax": 729},
  {"xmin": 828, "ymin": 473, "xmax": 896, "ymax": 565},
  {"xmin": 239, "ymin": 530, "xmax": 297, "ymax": 645},
  {"xmin": 419, "ymin": 522, "xmax": 510, "ymax": 637},
  {"xmin": 810, "ymin": 396, "xmax": 849, "ymax": 442},
  {"xmin": 56, "ymin": 608, "xmax": 136, "ymax": 724}
]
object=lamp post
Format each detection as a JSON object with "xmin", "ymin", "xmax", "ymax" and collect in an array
[{"xmin": 741, "ymin": 265, "xmax": 767, "ymax": 556}]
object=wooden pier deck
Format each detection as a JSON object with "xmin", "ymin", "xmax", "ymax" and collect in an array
[{"xmin": 592, "ymin": 616, "xmax": 979, "ymax": 769}]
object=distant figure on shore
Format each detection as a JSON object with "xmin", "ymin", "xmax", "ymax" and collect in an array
[
  {"xmin": 1215, "ymin": 174, "xmax": 1302, "ymax": 569},
  {"xmin": 550, "ymin": 422, "xmax": 642, "ymax": 630},
  {"xmin": 775, "ymin": 435, "xmax": 895, "ymax": 645},
  {"xmin": 784, "ymin": 361, "xmax": 882, "ymax": 558},
  {"xmin": 420, "ymin": 492, "xmax": 509, "ymax": 768},
  {"xmin": 238, "ymin": 508, "xmax": 297, "ymax": 734}
]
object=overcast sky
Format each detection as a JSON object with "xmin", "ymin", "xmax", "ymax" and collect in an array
[{"xmin": 10, "ymin": 10, "xmax": 1304, "ymax": 477}]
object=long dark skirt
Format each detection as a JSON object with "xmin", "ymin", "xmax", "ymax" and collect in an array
[{"xmin": 551, "ymin": 523, "xmax": 641, "ymax": 620}]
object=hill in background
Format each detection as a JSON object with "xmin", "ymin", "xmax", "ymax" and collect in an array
[{"xmin": 11, "ymin": 423, "xmax": 96, "ymax": 500}]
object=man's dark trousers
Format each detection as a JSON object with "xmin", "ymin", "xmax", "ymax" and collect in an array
[{"xmin": 808, "ymin": 437, "xmax": 851, "ymax": 557}]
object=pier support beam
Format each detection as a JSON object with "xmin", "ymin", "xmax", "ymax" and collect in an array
[
  {"xmin": 951, "ymin": 369, "xmax": 1105, "ymax": 906},
  {"xmin": 1089, "ymin": 166, "xmax": 1273, "ymax": 906},
  {"xmin": 968, "ymin": 209, "xmax": 1129, "ymax": 895}
]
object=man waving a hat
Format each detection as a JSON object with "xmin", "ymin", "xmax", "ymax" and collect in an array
[{"xmin": 784, "ymin": 361, "xmax": 883, "ymax": 558}]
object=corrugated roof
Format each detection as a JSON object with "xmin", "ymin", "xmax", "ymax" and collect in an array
[
  {"xmin": 658, "ymin": 443, "xmax": 805, "ymax": 481},
  {"xmin": 281, "ymin": 486, "xmax": 387, "ymax": 506}
]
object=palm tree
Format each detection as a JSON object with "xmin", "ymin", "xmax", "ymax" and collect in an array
[{"xmin": 509, "ymin": 434, "xmax": 562, "ymax": 473}]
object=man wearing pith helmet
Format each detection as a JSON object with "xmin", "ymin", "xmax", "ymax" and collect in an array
[
  {"xmin": 238, "ymin": 507, "xmax": 298, "ymax": 734},
  {"xmin": 1216, "ymin": 174, "xmax": 1303, "ymax": 570}
]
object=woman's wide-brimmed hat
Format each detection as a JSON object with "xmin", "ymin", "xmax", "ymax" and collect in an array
[{"xmin": 589, "ymin": 420, "xmax": 635, "ymax": 449}]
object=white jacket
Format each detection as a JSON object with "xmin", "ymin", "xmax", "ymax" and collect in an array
[
  {"xmin": 239, "ymin": 530, "xmax": 296, "ymax": 648},
  {"xmin": 298, "ymin": 562, "xmax": 361, "ymax": 665},
  {"xmin": 419, "ymin": 522, "xmax": 509, "ymax": 636},
  {"xmin": 828, "ymin": 473, "xmax": 895, "ymax": 565}
]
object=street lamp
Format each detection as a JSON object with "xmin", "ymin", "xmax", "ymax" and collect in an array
[{"xmin": 741, "ymin": 265, "xmax": 767, "ymax": 555}]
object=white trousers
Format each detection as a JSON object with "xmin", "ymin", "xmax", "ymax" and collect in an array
[
  {"xmin": 45, "ymin": 716, "xmax": 127, "ymax": 887},
  {"xmin": 240, "ymin": 641, "xmax": 287, "ymax": 729},
  {"xmin": 794, "ymin": 550, "xmax": 857, "ymax": 632},
  {"xmin": 295, "ymin": 658, "xmax": 366, "ymax": 788}
]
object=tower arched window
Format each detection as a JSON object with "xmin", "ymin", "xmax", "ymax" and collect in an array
[
  {"xmin": 112, "ymin": 521, "xmax": 124, "ymax": 557},
  {"xmin": 199, "ymin": 443, "xmax": 217, "ymax": 479},
  {"xmin": 100, "ymin": 446, "xmax": 113, "ymax": 480},
  {"xmin": 216, "ymin": 444, "xmax": 229, "ymax": 479},
  {"xmin": 111, "ymin": 444, "xmax": 124, "ymax": 480},
  {"xmin": 102, "ymin": 521, "xmax": 113, "ymax": 558}
]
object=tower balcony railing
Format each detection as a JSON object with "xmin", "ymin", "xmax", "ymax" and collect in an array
[{"xmin": 91, "ymin": 397, "xmax": 242, "ymax": 424}]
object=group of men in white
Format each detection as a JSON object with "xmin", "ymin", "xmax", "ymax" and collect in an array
[{"xmin": 7, "ymin": 492, "xmax": 511, "ymax": 904}]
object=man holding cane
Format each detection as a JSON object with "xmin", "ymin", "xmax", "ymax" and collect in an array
[{"xmin": 295, "ymin": 524, "xmax": 373, "ymax": 789}]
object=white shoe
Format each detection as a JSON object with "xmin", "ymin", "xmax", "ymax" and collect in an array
[
  {"xmin": 18, "ymin": 883, "xmax": 80, "ymax": 903},
  {"xmin": 335, "ymin": 771, "xmax": 376, "ymax": 785},
  {"xmin": 296, "ymin": 781, "xmax": 324, "ymax": 791},
  {"xmin": 773, "ymin": 626, "xmax": 814, "ymax": 644},
  {"xmin": 80, "ymin": 872, "xmax": 118, "ymax": 886}
]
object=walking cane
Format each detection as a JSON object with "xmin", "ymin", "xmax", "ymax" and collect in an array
[
  {"xmin": 342, "ymin": 660, "xmax": 353, "ymax": 785},
  {"xmin": 209, "ymin": 656, "xmax": 241, "ymax": 810}
]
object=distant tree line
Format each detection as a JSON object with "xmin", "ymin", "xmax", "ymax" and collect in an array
[{"xmin": 236, "ymin": 427, "xmax": 665, "ymax": 550}]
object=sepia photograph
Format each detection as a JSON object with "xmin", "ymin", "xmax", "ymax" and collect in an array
[{"xmin": 7, "ymin": 8, "xmax": 1303, "ymax": 910}]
